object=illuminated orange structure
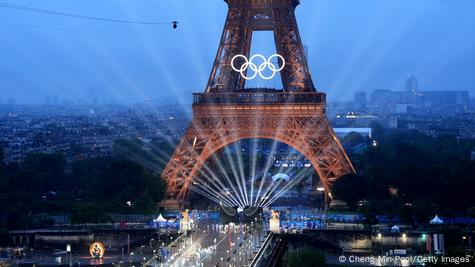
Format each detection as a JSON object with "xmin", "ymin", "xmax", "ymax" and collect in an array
[{"xmin": 161, "ymin": 0, "xmax": 354, "ymax": 207}]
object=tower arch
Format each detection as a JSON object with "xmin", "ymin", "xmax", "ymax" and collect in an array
[{"xmin": 162, "ymin": 103, "xmax": 354, "ymax": 203}]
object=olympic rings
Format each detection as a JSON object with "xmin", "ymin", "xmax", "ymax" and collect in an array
[{"xmin": 230, "ymin": 54, "xmax": 285, "ymax": 80}]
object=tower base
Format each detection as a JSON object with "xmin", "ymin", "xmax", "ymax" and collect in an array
[{"xmin": 161, "ymin": 92, "xmax": 354, "ymax": 203}]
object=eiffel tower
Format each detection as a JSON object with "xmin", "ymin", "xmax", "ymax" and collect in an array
[{"xmin": 160, "ymin": 0, "xmax": 354, "ymax": 208}]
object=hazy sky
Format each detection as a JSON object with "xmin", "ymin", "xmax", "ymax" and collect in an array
[{"xmin": 1, "ymin": 0, "xmax": 474, "ymax": 104}]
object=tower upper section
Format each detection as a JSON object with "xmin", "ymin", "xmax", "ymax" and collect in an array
[{"xmin": 205, "ymin": 0, "xmax": 316, "ymax": 93}]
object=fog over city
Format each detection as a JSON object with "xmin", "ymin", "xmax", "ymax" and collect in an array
[{"xmin": 1, "ymin": 0, "xmax": 474, "ymax": 104}]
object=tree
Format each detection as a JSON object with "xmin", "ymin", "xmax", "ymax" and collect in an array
[
  {"xmin": 467, "ymin": 207, "xmax": 475, "ymax": 218},
  {"xmin": 23, "ymin": 153, "xmax": 66, "ymax": 192},
  {"xmin": 0, "ymin": 148, "xmax": 170, "ymax": 226},
  {"xmin": 358, "ymin": 201, "xmax": 378, "ymax": 226},
  {"xmin": 147, "ymin": 175, "xmax": 167, "ymax": 203},
  {"xmin": 24, "ymin": 152, "xmax": 65, "ymax": 177},
  {"xmin": 332, "ymin": 173, "xmax": 367, "ymax": 208},
  {"xmin": 341, "ymin": 131, "xmax": 364, "ymax": 148},
  {"xmin": 411, "ymin": 200, "xmax": 438, "ymax": 223},
  {"xmin": 0, "ymin": 228, "xmax": 9, "ymax": 246},
  {"xmin": 70, "ymin": 204, "xmax": 110, "ymax": 224},
  {"xmin": 134, "ymin": 190, "xmax": 156, "ymax": 215},
  {"xmin": 369, "ymin": 121, "xmax": 384, "ymax": 139}
]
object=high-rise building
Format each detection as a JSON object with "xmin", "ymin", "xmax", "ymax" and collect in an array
[
  {"xmin": 405, "ymin": 75, "xmax": 418, "ymax": 92},
  {"xmin": 420, "ymin": 91, "xmax": 469, "ymax": 109},
  {"xmin": 369, "ymin": 88, "xmax": 469, "ymax": 114}
]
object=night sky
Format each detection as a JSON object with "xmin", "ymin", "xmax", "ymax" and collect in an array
[{"xmin": 1, "ymin": 0, "xmax": 474, "ymax": 104}]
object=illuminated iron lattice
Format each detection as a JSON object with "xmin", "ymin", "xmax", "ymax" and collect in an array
[{"xmin": 160, "ymin": 0, "xmax": 354, "ymax": 208}]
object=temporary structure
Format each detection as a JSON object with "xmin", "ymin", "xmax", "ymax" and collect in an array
[
  {"xmin": 430, "ymin": 215, "xmax": 444, "ymax": 224},
  {"xmin": 391, "ymin": 225, "xmax": 400, "ymax": 233},
  {"xmin": 153, "ymin": 214, "xmax": 167, "ymax": 223},
  {"xmin": 272, "ymin": 173, "xmax": 290, "ymax": 182}
]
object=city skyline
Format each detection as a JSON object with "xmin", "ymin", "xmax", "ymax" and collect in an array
[
  {"xmin": 1, "ymin": 1, "xmax": 475, "ymax": 265},
  {"xmin": 1, "ymin": 0, "xmax": 474, "ymax": 104}
]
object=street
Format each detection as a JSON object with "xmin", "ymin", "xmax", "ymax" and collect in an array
[{"xmin": 146, "ymin": 222, "xmax": 268, "ymax": 267}]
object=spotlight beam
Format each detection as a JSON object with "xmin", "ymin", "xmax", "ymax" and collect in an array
[
  {"xmin": 253, "ymin": 139, "xmax": 279, "ymax": 206},
  {"xmin": 195, "ymin": 179, "xmax": 237, "ymax": 206},
  {"xmin": 254, "ymin": 150, "xmax": 291, "ymax": 207},
  {"xmin": 220, "ymin": 145, "xmax": 248, "ymax": 207},
  {"xmin": 207, "ymin": 153, "xmax": 247, "ymax": 207},
  {"xmin": 249, "ymin": 138, "xmax": 258, "ymax": 207},
  {"xmin": 234, "ymin": 141, "xmax": 249, "ymax": 206},
  {"xmin": 189, "ymin": 186, "xmax": 233, "ymax": 206},
  {"xmin": 263, "ymin": 170, "xmax": 308, "ymax": 207},
  {"xmin": 194, "ymin": 162, "xmax": 243, "ymax": 207},
  {"xmin": 191, "ymin": 177, "xmax": 238, "ymax": 207}
]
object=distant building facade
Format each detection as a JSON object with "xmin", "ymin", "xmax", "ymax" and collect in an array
[
  {"xmin": 369, "ymin": 89, "xmax": 469, "ymax": 115},
  {"xmin": 405, "ymin": 75, "xmax": 418, "ymax": 93},
  {"xmin": 354, "ymin": 91, "xmax": 367, "ymax": 111}
]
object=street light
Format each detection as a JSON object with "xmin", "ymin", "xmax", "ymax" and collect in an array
[{"xmin": 66, "ymin": 244, "xmax": 71, "ymax": 266}]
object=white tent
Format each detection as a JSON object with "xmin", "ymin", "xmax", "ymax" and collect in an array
[
  {"xmin": 272, "ymin": 173, "xmax": 290, "ymax": 182},
  {"xmin": 391, "ymin": 225, "xmax": 400, "ymax": 233},
  {"xmin": 153, "ymin": 214, "xmax": 167, "ymax": 223},
  {"xmin": 430, "ymin": 215, "xmax": 444, "ymax": 224}
]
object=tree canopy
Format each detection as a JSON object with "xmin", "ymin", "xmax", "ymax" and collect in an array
[
  {"xmin": 332, "ymin": 128, "xmax": 475, "ymax": 224},
  {"xmin": 0, "ymin": 153, "xmax": 167, "ymax": 229}
]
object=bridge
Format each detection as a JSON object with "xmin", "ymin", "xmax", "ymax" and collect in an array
[{"xmin": 145, "ymin": 222, "xmax": 269, "ymax": 267}]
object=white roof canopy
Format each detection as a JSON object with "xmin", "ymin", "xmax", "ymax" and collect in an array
[
  {"xmin": 430, "ymin": 215, "xmax": 444, "ymax": 224},
  {"xmin": 153, "ymin": 214, "xmax": 167, "ymax": 223},
  {"xmin": 272, "ymin": 173, "xmax": 290, "ymax": 182},
  {"xmin": 391, "ymin": 225, "xmax": 400, "ymax": 233}
]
